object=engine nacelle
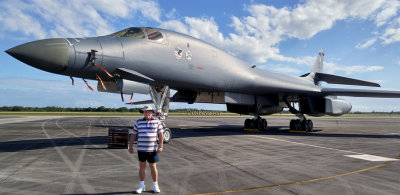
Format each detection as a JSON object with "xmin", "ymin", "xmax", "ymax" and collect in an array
[
  {"xmin": 97, "ymin": 79, "xmax": 149, "ymax": 94},
  {"xmin": 300, "ymin": 96, "xmax": 352, "ymax": 116}
]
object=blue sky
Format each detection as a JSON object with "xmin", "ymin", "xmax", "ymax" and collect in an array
[{"xmin": 1, "ymin": 0, "xmax": 400, "ymax": 111}]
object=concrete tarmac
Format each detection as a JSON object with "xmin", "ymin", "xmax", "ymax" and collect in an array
[{"xmin": 0, "ymin": 116, "xmax": 399, "ymax": 195}]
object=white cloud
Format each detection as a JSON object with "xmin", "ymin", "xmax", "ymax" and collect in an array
[
  {"xmin": 381, "ymin": 23, "xmax": 400, "ymax": 45},
  {"xmin": 355, "ymin": 38, "xmax": 377, "ymax": 49},
  {"xmin": 165, "ymin": 8, "xmax": 177, "ymax": 19},
  {"xmin": 324, "ymin": 61, "xmax": 384, "ymax": 75},
  {"xmin": 160, "ymin": 0, "xmax": 397, "ymax": 66},
  {"xmin": 0, "ymin": 0, "xmax": 162, "ymax": 39},
  {"xmin": 374, "ymin": 0, "xmax": 400, "ymax": 26},
  {"xmin": 0, "ymin": 1, "xmax": 47, "ymax": 39},
  {"xmin": 270, "ymin": 66, "xmax": 302, "ymax": 74},
  {"xmin": 159, "ymin": 20, "xmax": 189, "ymax": 35}
]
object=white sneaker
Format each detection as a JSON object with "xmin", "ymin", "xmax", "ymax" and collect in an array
[
  {"xmin": 135, "ymin": 185, "xmax": 145, "ymax": 194},
  {"xmin": 153, "ymin": 184, "xmax": 160, "ymax": 193}
]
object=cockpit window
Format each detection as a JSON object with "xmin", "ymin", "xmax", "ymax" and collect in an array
[
  {"xmin": 112, "ymin": 27, "xmax": 164, "ymax": 43},
  {"xmin": 145, "ymin": 28, "xmax": 164, "ymax": 42},
  {"xmin": 111, "ymin": 27, "xmax": 145, "ymax": 39}
]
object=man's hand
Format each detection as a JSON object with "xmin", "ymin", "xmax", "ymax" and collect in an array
[
  {"xmin": 129, "ymin": 147, "xmax": 134, "ymax": 154},
  {"xmin": 157, "ymin": 147, "xmax": 163, "ymax": 154}
]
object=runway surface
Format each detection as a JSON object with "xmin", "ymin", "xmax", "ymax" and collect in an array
[{"xmin": 0, "ymin": 116, "xmax": 399, "ymax": 195}]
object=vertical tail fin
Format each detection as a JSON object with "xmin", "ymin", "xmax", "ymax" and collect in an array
[
  {"xmin": 305, "ymin": 50, "xmax": 324, "ymax": 85},
  {"xmin": 312, "ymin": 50, "xmax": 324, "ymax": 73}
]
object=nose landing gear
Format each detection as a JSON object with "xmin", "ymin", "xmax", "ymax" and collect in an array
[{"xmin": 149, "ymin": 85, "xmax": 172, "ymax": 143}]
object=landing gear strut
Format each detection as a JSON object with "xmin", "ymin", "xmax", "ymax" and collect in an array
[
  {"xmin": 244, "ymin": 116, "xmax": 268, "ymax": 130},
  {"xmin": 286, "ymin": 100, "xmax": 314, "ymax": 132},
  {"xmin": 149, "ymin": 85, "xmax": 172, "ymax": 143}
]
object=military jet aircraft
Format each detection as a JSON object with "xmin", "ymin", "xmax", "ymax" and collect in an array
[{"xmin": 6, "ymin": 27, "xmax": 400, "ymax": 142}]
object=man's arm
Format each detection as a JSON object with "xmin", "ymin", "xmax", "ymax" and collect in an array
[
  {"xmin": 129, "ymin": 133, "xmax": 136, "ymax": 154},
  {"xmin": 157, "ymin": 132, "xmax": 164, "ymax": 154}
]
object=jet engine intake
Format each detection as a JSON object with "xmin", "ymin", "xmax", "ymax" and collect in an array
[
  {"xmin": 97, "ymin": 79, "xmax": 149, "ymax": 94},
  {"xmin": 300, "ymin": 96, "xmax": 352, "ymax": 116}
]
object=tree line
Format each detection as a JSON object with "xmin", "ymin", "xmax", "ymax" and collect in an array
[
  {"xmin": 0, "ymin": 106, "xmax": 228, "ymax": 113},
  {"xmin": 0, "ymin": 106, "xmax": 139, "ymax": 112}
]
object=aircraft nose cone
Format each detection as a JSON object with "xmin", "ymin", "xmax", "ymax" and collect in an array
[{"xmin": 5, "ymin": 38, "xmax": 69, "ymax": 73}]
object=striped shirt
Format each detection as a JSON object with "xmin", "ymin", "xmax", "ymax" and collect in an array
[{"xmin": 133, "ymin": 117, "xmax": 164, "ymax": 152}]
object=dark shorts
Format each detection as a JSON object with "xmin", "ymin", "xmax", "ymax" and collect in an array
[{"xmin": 138, "ymin": 151, "xmax": 159, "ymax": 163}]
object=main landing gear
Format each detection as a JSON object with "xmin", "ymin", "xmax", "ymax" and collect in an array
[
  {"xmin": 150, "ymin": 85, "xmax": 172, "ymax": 143},
  {"xmin": 286, "ymin": 100, "xmax": 314, "ymax": 132},
  {"xmin": 244, "ymin": 117, "xmax": 268, "ymax": 130},
  {"xmin": 289, "ymin": 118, "xmax": 313, "ymax": 132}
]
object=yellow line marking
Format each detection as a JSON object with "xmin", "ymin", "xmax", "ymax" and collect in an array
[
  {"xmin": 189, "ymin": 160, "xmax": 396, "ymax": 195},
  {"xmin": 289, "ymin": 130, "xmax": 307, "ymax": 133},
  {"xmin": 189, "ymin": 138, "xmax": 400, "ymax": 195},
  {"xmin": 243, "ymin": 128, "xmax": 258, "ymax": 131}
]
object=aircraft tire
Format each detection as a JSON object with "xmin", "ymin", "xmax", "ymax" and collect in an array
[
  {"xmin": 295, "ymin": 119, "xmax": 301, "ymax": 130},
  {"xmin": 255, "ymin": 119, "xmax": 262, "ymax": 129},
  {"xmin": 244, "ymin": 119, "xmax": 251, "ymax": 129},
  {"xmin": 163, "ymin": 128, "xmax": 172, "ymax": 144},
  {"xmin": 301, "ymin": 120, "xmax": 307, "ymax": 130},
  {"xmin": 249, "ymin": 119, "xmax": 255, "ymax": 129},
  {"xmin": 290, "ymin": 119, "xmax": 296, "ymax": 130},
  {"xmin": 260, "ymin": 119, "xmax": 268, "ymax": 130},
  {"xmin": 306, "ymin": 120, "xmax": 313, "ymax": 132}
]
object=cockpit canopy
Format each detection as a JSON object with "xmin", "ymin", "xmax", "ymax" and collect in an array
[{"xmin": 111, "ymin": 27, "xmax": 164, "ymax": 43}]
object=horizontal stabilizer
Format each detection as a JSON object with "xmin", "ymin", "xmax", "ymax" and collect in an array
[
  {"xmin": 315, "ymin": 73, "xmax": 380, "ymax": 87},
  {"xmin": 321, "ymin": 88, "xmax": 400, "ymax": 98}
]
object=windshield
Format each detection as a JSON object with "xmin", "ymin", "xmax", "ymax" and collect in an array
[
  {"xmin": 145, "ymin": 28, "xmax": 164, "ymax": 42},
  {"xmin": 111, "ymin": 27, "xmax": 145, "ymax": 39},
  {"xmin": 111, "ymin": 27, "xmax": 164, "ymax": 43}
]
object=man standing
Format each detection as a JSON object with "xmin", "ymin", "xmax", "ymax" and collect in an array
[{"xmin": 129, "ymin": 105, "xmax": 164, "ymax": 194}]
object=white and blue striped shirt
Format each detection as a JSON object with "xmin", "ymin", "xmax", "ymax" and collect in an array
[{"xmin": 133, "ymin": 118, "xmax": 164, "ymax": 152}]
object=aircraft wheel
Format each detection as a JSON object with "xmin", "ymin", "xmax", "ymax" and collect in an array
[
  {"xmin": 249, "ymin": 119, "xmax": 255, "ymax": 129},
  {"xmin": 163, "ymin": 128, "xmax": 172, "ymax": 143},
  {"xmin": 254, "ymin": 119, "xmax": 262, "ymax": 129},
  {"xmin": 295, "ymin": 119, "xmax": 301, "ymax": 130},
  {"xmin": 306, "ymin": 120, "xmax": 313, "ymax": 132},
  {"xmin": 301, "ymin": 120, "xmax": 307, "ymax": 130},
  {"xmin": 260, "ymin": 119, "xmax": 268, "ymax": 130},
  {"xmin": 244, "ymin": 119, "xmax": 251, "ymax": 129},
  {"xmin": 290, "ymin": 119, "xmax": 295, "ymax": 130}
]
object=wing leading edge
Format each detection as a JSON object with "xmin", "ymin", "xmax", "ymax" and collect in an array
[{"xmin": 321, "ymin": 88, "xmax": 400, "ymax": 98}]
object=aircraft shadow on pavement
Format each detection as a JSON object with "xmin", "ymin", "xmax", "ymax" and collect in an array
[
  {"xmin": 170, "ymin": 125, "xmax": 400, "ymax": 139},
  {"xmin": 0, "ymin": 136, "xmax": 108, "ymax": 153},
  {"xmin": 1, "ymin": 125, "xmax": 398, "ymax": 153}
]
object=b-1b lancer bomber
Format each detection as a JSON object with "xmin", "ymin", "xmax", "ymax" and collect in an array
[{"xmin": 6, "ymin": 27, "xmax": 400, "ymax": 142}]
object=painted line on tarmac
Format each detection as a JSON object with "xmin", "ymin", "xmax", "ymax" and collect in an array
[
  {"xmin": 250, "ymin": 135, "xmax": 397, "ymax": 161},
  {"xmin": 188, "ymin": 135, "xmax": 400, "ymax": 195},
  {"xmin": 0, "ymin": 116, "xmax": 63, "ymax": 124},
  {"xmin": 41, "ymin": 120, "xmax": 96, "ymax": 194},
  {"xmin": 345, "ymin": 154, "xmax": 398, "ymax": 162},
  {"xmin": 189, "ymin": 162, "xmax": 391, "ymax": 195},
  {"xmin": 248, "ymin": 135, "xmax": 395, "ymax": 160},
  {"xmin": 189, "ymin": 152, "xmax": 400, "ymax": 195}
]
